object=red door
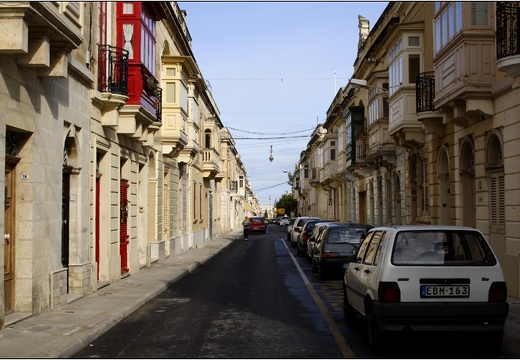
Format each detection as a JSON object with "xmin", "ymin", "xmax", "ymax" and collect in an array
[
  {"xmin": 96, "ymin": 175, "xmax": 101, "ymax": 280},
  {"xmin": 120, "ymin": 179, "xmax": 129, "ymax": 274}
]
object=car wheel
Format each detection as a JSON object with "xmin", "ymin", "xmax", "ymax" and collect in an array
[
  {"xmin": 311, "ymin": 258, "xmax": 318, "ymax": 273},
  {"xmin": 484, "ymin": 330, "xmax": 504, "ymax": 356},
  {"xmin": 318, "ymin": 264, "xmax": 327, "ymax": 280},
  {"xmin": 300, "ymin": 247, "xmax": 307, "ymax": 258},
  {"xmin": 366, "ymin": 303, "xmax": 385, "ymax": 349},
  {"xmin": 343, "ymin": 286, "xmax": 357, "ymax": 323}
]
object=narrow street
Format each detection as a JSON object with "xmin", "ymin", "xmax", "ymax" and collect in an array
[
  {"xmin": 73, "ymin": 225, "xmax": 356, "ymax": 358},
  {"xmin": 73, "ymin": 224, "xmax": 514, "ymax": 358}
]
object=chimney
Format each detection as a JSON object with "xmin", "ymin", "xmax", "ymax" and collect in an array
[{"xmin": 358, "ymin": 15, "xmax": 370, "ymax": 50}]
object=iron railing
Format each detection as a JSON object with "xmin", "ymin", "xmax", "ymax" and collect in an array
[
  {"xmin": 416, "ymin": 72, "xmax": 435, "ymax": 113},
  {"xmin": 98, "ymin": 44, "xmax": 129, "ymax": 95},
  {"xmin": 496, "ymin": 2, "xmax": 520, "ymax": 59},
  {"xmin": 155, "ymin": 87, "xmax": 162, "ymax": 123}
]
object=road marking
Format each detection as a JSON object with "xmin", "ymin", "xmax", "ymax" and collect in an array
[{"xmin": 281, "ymin": 239, "xmax": 355, "ymax": 358}]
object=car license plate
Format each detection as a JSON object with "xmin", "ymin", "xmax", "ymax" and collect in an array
[{"xmin": 420, "ymin": 285, "xmax": 469, "ymax": 298}]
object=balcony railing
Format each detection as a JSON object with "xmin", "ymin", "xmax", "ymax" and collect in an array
[
  {"xmin": 355, "ymin": 135, "xmax": 368, "ymax": 163},
  {"xmin": 98, "ymin": 44, "xmax": 129, "ymax": 95},
  {"xmin": 155, "ymin": 87, "xmax": 163, "ymax": 124},
  {"xmin": 416, "ymin": 72, "xmax": 435, "ymax": 113},
  {"xmin": 496, "ymin": 2, "xmax": 520, "ymax": 59}
]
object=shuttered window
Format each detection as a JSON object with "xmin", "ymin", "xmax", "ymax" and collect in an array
[
  {"xmin": 490, "ymin": 175, "xmax": 505, "ymax": 226},
  {"xmin": 420, "ymin": 158, "xmax": 429, "ymax": 213},
  {"xmin": 472, "ymin": 2, "xmax": 488, "ymax": 26}
]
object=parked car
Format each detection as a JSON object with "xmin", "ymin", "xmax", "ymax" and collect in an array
[
  {"xmin": 296, "ymin": 219, "xmax": 332, "ymax": 257},
  {"xmin": 279, "ymin": 215, "xmax": 290, "ymax": 226},
  {"xmin": 286, "ymin": 217, "xmax": 296, "ymax": 242},
  {"xmin": 248, "ymin": 216, "xmax": 267, "ymax": 234},
  {"xmin": 343, "ymin": 225, "xmax": 509, "ymax": 351},
  {"xmin": 311, "ymin": 222, "xmax": 372, "ymax": 279},
  {"xmin": 306, "ymin": 221, "xmax": 334, "ymax": 260},
  {"xmin": 290, "ymin": 216, "xmax": 320, "ymax": 247}
]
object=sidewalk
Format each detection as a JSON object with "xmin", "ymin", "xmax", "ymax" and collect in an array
[
  {"xmin": 0, "ymin": 231, "xmax": 239, "ymax": 358},
  {"xmin": 0, "ymin": 230, "xmax": 519, "ymax": 358}
]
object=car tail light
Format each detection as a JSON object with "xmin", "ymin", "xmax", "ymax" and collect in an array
[
  {"xmin": 488, "ymin": 281, "xmax": 507, "ymax": 302},
  {"xmin": 302, "ymin": 233, "xmax": 310, "ymax": 241},
  {"xmin": 378, "ymin": 282, "xmax": 401, "ymax": 303},
  {"xmin": 294, "ymin": 228, "xmax": 301, "ymax": 233},
  {"xmin": 320, "ymin": 252, "xmax": 339, "ymax": 258}
]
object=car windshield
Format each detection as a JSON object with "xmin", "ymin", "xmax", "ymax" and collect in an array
[
  {"xmin": 326, "ymin": 227, "xmax": 367, "ymax": 244},
  {"xmin": 392, "ymin": 230, "xmax": 497, "ymax": 266}
]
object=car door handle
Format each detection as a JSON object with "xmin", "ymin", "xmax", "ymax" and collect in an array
[
  {"xmin": 364, "ymin": 269, "xmax": 371, "ymax": 274},
  {"xmin": 354, "ymin": 266, "xmax": 360, "ymax": 271}
]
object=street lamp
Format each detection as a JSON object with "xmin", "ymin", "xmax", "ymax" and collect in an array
[{"xmin": 350, "ymin": 78, "xmax": 388, "ymax": 95}]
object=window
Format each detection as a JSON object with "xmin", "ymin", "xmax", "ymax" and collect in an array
[
  {"xmin": 408, "ymin": 36, "xmax": 420, "ymax": 46},
  {"xmin": 140, "ymin": 4, "xmax": 156, "ymax": 74},
  {"xmin": 409, "ymin": 54, "xmax": 421, "ymax": 84},
  {"xmin": 471, "ymin": 2, "xmax": 488, "ymax": 26},
  {"xmin": 363, "ymin": 231, "xmax": 383, "ymax": 265},
  {"xmin": 205, "ymin": 129, "xmax": 211, "ymax": 148},
  {"xmin": 389, "ymin": 39, "xmax": 402, "ymax": 95},
  {"xmin": 435, "ymin": 2, "xmax": 463, "ymax": 53},
  {"xmin": 165, "ymin": 83, "xmax": 175, "ymax": 103},
  {"xmin": 490, "ymin": 175, "xmax": 505, "ymax": 227},
  {"xmin": 392, "ymin": 230, "xmax": 497, "ymax": 266},
  {"xmin": 356, "ymin": 232, "xmax": 373, "ymax": 262},
  {"xmin": 419, "ymin": 157, "xmax": 429, "ymax": 214},
  {"xmin": 330, "ymin": 141, "xmax": 336, "ymax": 161}
]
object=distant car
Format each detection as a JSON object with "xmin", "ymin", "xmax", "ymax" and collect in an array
[
  {"xmin": 279, "ymin": 216, "xmax": 290, "ymax": 226},
  {"xmin": 248, "ymin": 216, "xmax": 267, "ymax": 234},
  {"xmin": 343, "ymin": 225, "xmax": 509, "ymax": 351},
  {"xmin": 311, "ymin": 222, "xmax": 372, "ymax": 279},
  {"xmin": 290, "ymin": 216, "xmax": 320, "ymax": 247},
  {"xmin": 287, "ymin": 218, "xmax": 296, "ymax": 242}
]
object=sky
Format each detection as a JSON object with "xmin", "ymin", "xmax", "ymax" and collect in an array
[{"xmin": 177, "ymin": 1, "xmax": 389, "ymax": 207}]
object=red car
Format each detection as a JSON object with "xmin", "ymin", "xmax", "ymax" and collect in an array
[{"xmin": 248, "ymin": 216, "xmax": 267, "ymax": 234}]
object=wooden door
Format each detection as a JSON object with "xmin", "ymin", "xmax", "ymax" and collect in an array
[{"xmin": 4, "ymin": 162, "xmax": 15, "ymax": 314}]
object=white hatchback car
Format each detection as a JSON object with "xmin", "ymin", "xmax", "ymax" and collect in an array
[
  {"xmin": 279, "ymin": 216, "xmax": 290, "ymax": 226},
  {"xmin": 343, "ymin": 225, "xmax": 509, "ymax": 351}
]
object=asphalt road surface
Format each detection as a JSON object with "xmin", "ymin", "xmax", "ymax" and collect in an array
[{"xmin": 73, "ymin": 225, "xmax": 506, "ymax": 358}]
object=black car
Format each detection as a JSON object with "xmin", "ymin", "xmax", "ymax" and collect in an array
[{"xmin": 311, "ymin": 222, "xmax": 373, "ymax": 279}]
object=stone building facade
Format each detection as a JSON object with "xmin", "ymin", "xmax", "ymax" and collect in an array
[
  {"xmin": 294, "ymin": 2, "xmax": 520, "ymax": 298},
  {"xmin": 0, "ymin": 2, "xmax": 248, "ymax": 329}
]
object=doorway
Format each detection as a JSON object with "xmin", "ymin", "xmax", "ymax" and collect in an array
[{"xmin": 4, "ymin": 159, "xmax": 17, "ymax": 314}]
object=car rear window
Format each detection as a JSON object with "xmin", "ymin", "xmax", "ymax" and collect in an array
[
  {"xmin": 392, "ymin": 230, "xmax": 497, "ymax": 266},
  {"xmin": 250, "ymin": 218, "xmax": 264, "ymax": 224},
  {"xmin": 326, "ymin": 227, "xmax": 368, "ymax": 244}
]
